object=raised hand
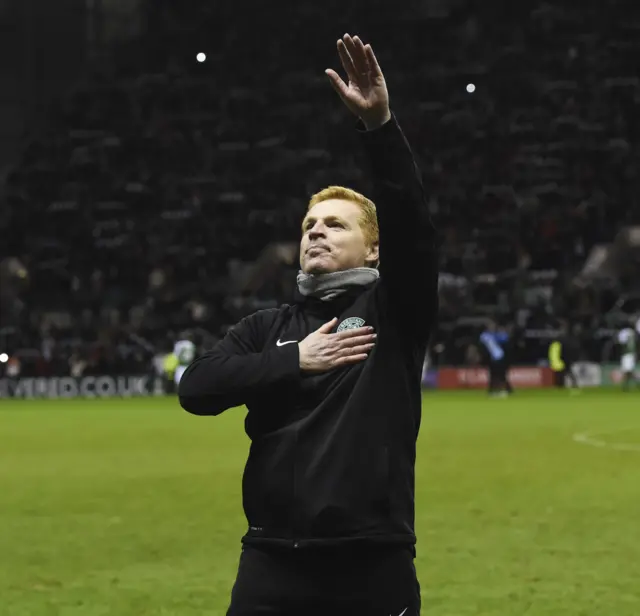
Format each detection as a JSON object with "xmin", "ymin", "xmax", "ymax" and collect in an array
[
  {"xmin": 298, "ymin": 317, "xmax": 377, "ymax": 373},
  {"xmin": 325, "ymin": 34, "xmax": 391, "ymax": 130}
]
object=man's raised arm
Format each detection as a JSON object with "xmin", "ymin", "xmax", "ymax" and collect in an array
[{"xmin": 326, "ymin": 34, "xmax": 438, "ymax": 329}]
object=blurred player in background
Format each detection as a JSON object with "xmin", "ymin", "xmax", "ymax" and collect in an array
[
  {"xmin": 173, "ymin": 333, "xmax": 196, "ymax": 386},
  {"xmin": 163, "ymin": 352, "xmax": 178, "ymax": 394},
  {"xmin": 617, "ymin": 321, "xmax": 637, "ymax": 391},
  {"xmin": 548, "ymin": 322, "xmax": 580, "ymax": 392},
  {"xmin": 480, "ymin": 320, "xmax": 513, "ymax": 397}
]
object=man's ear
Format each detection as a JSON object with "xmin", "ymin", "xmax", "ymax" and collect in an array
[{"xmin": 366, "ymin": 242, "xmax": 380, "ymax": 268}]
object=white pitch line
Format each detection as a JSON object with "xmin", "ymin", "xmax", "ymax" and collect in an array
[{"xmin": 573, "ymin": 428, "xmax": 640, "ymax": 452}]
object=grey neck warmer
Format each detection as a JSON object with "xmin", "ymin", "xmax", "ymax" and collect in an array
[{"xmin": 296, "ymin": 267, "xmax": 380, "ymax": 302}]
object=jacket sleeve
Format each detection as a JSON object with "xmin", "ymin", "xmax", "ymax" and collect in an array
[
  {"xmin": 358, "ymin": 114, "xmax": 438, "ymax": 340},
  {"xmin": 178, "ymin": 313, "xmax": 300, "ymax": 416}
]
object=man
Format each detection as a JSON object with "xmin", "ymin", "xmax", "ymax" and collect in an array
[
  {"xmin": 618, "ymin": 322, "xmax": 637, "ymax": 391},
  {"xmin": 173, "ymin": 333, "xmax": 196, "ymax": 386},
  {"xmin": 548, "ymin": 321, "xmax": 580, "ymax": 391},
  {"xmin": 162, "ymin": 351, "xmax": 178, "ymax": 394},
  {"xmin": 179, "ymin": 34, "xmax": 437, "ymax": 616},
  {"xmin": 479, "ymin": 320, "xmax": 513, "ymax": 397}
]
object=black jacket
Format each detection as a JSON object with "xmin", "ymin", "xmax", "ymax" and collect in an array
[{"xmin": 179, "ymin": 115, "xmax": 438, "ymax": 550}]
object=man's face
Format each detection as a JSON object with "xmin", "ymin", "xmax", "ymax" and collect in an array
[{"xmin": 299, "ymin": 199, "xmax": 378, "ymax": 275}]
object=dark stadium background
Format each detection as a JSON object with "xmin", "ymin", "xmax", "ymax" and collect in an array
[
  {"xmin": 0, "ymin": 2, "xmax": 639, "ymax": 614},
  {"xmin": 1, "ymin": 0, "xmax": 638, "ymax": 381}
]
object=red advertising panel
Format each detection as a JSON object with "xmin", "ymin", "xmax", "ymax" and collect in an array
[{"xmin": 437, "ymin": 366, "xmax": 553, "ymax": 390}]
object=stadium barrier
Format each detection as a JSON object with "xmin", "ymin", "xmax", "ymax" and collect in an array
[
  {"xmin": 423, "ymin": 362, "xmax": 639, "ymax": 389},
  {"xmin": 572, "ymin": 362, "xmax": 602, "ymax": 387},
  {"xmin": 559, "ymin": 362, "xmax": 639, "ymax": 387},
  {"xmin": 599, "ymin": 363, "xmax": 640, "ymax": 386},
  {"xmin": 3, "ymin": 366, "xmax": 636, "ymax": 398},
  {"xmin": 435, "ymin": 366, "xmax": 554, "ymax": 390},
  {"xmin": 0, "ymin": 375, "xmax": 165, "ymax": 399}
]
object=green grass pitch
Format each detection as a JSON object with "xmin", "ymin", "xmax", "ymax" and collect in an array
[{"xmin": 1, "ymin": 390, "xmax": 639, "ymax": 615}]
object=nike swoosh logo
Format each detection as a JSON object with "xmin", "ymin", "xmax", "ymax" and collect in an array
[
  {"xmin": 393, "ymin": 609, "xmax": 408, "ymax": 616},
  {"xmin": 276, "ymin": 339, "xmax": 297, "ymax": 347}
]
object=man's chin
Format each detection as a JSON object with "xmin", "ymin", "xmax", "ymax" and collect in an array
[
  {"xmin": 303, "ymin": 257, "xmax": 338, "ymax": 276},
  {"xmin": 305, "ymin": 266, "xmax": 336, "ymax": 276}
]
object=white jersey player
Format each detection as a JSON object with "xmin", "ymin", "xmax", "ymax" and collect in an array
[
  {"xmin": 618, "ymin": 327, "xmax": 637, "ymax": 390},
  {"xmin": 174, "ymin": 339, "xmax": 196, "ymax": 386}
]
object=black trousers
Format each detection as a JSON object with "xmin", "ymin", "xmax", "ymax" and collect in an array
[
  {"xmin": 554, "ymin": 366, "xmax": 578, "ymax": 388},
  {"xmin": 226, "ymin": 543, "xmax": 421, "ymax": 616},
  {"xmin": 488, "ymin": 358, "xmax": 512, "ymax": 393}
]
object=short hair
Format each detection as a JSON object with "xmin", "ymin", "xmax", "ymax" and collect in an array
[{"xmin": 307, "ymin": 186, "xmax": 379, "ymax": 247}]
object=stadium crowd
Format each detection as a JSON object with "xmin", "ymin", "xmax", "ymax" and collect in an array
[{"xmin": 1, "ymin": 0, "xmax": 639, "ymax": 377}]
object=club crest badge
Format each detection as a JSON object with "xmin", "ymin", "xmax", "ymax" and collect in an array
[{"xmin": 337, "ymin": 317, "xmax": 366, "ymax": 332}]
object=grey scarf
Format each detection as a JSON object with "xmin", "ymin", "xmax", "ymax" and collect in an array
[{"xmin": 297, "ymin": 267, "xmax": 380, "ymax": 302}]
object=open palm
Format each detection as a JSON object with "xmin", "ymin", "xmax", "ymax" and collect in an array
[{"xmin": 326, "ymin": 34, "xmax": 391, "ymax": 130}]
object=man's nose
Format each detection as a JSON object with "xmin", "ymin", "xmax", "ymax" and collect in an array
[{"xmin": 308, "ymin": 224, "xmax": 326, "ymax": 239}]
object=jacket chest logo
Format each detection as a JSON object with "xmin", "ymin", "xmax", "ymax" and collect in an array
[{"xmin": 337, "ymin": 317, "xmax": 365, "ymax": 332}]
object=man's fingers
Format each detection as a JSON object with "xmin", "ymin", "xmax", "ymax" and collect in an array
[
  {"xmin": 336, "ymin": 326, "xmax": 375, "ymax": 340},
  {"xmin": 351, "ymin": 36, "xmax": 371, "ymax": 76},
  {"xmin": 317, "ymin": 317, "xmax": 338, "ymax": 334},
  {"xmin": 339, "ymin": 334, "xmax": 376, "ymax": 348},
  {"xmin": 334, "ymin": 342, "xmax": 375, "ymax": 361},
  {"xmin": 343, "ymin": 343, "xmax": 375, "ymax": 356},
  {"xmin": 364, "ymin": 44, "xmax": 383, "ymax": 79},
  {"xmin": 334, "ymin": 353, "xmax": 369, "ymax": 367},
  {"xmin": 325, "ymin": 69, "xmax": 350, "ymax": 99},
  {"xmin": 337, "ymin": 39, "xmax": 358, "ymax": 83}
]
